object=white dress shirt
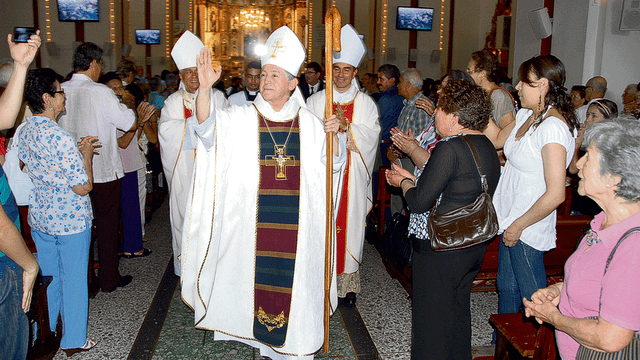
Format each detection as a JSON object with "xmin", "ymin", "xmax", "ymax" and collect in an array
[{"xmin": 58, "ymin": 73, "xmax": 136, "ymax": 183}]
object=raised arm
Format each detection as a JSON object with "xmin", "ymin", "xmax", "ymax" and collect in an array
[
  {"xmin": 0, "ymin": 32, "xmax": 41, "ymax": 130},
  {"xmin": 483, "ymin": 117, "xmax": 515, "ymax": 149},
  {"xmin": 195, "ymin": 47, "xmax": 221, "ymax": 124}
]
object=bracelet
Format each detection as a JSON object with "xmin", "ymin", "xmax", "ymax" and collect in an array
[{"xmin": 400, "ymin": 177, "xmax": 414, "ymax": 187}]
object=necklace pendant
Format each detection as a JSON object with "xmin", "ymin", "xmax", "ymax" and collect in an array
[{"xmin": 266, "ymin": 145, "xmax": 295, "ymax": 180}]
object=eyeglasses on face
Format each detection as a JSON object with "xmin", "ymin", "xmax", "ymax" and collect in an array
[{"xmin": 52, "ymin": 90, "xmax": 65, "ymax": 95}]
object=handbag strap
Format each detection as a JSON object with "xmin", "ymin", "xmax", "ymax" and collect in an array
[
  {"xmin": 598, "ymin": 227, "xmax": 640, "ymax": 311},
  {"xmin": 460, "ymin": 135, "xmax": 489, "ymax": 193},
  {"xmin": 430, "ymin": 135, "xmax": 487, "ymax": 214}
]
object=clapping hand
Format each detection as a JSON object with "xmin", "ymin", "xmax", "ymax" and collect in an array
[
  {"xmin": 78, "ymin": 136, "xmax": 101, "ymax": 157},
  {"xmin": 390, "ymin": 127, "xmax": 419, "ymax": 156},
  {"xmin": 196, "ymin": 47, "xmax": 220, "ymax": 91},
  {"xmin": 8, "ymin": 30, "xmax": 41, "ymax": 68},
  {"xmin": 137, "ymin": 102, "xmax": 155, "ymax": 126},
  {"xmin": 385, "ymin": 163, "xmax": 415, "ymax": 188}
]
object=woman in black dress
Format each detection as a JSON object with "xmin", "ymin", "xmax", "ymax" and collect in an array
[{"xmin": 386, "ymin": 79, "xmax": 501, "ymax": 360}]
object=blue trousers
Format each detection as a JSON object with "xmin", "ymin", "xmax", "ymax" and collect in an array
[
  {"xmin": 31, "ymin": 221, "xmax": 90, "ymax": 349},
  {"xmin": 0, "ymin": 262, "xmax": 28, "ymax": 360},
  {"xmin": 121, "ymin": 171, "xmax": 143, "ymax": 254},
  {"xmin": 496, "ymin": 237, "xmax": 548, "ymax": 314}
]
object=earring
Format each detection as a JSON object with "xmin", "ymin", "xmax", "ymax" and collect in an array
[
  {"xmin": 49, "ymin": 108, "xmax": 53, "ymax": 111},
  {"xmin": 449, "ymin": 125, "xmax": 453, "ymax": 132},
  {"xmin": 606, "ymin": 184, "xmax": 610, "ymax": 188}
]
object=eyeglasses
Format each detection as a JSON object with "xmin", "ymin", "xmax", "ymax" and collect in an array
[
  {"xmin": 52, "ymin": 90, "xmax": 65, "ymax": 95},
  {"xmin": 466, "ymin": 69, "xmax": 475, "ymax": 74}
]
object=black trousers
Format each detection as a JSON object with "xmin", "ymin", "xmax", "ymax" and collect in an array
[
  {"xmin": 411, "ymin": 238, "xmax": 488, "ymax": 360},
  {"xmin": 90, "ymin": 179, "xmax": 122, "ymax": 292}
]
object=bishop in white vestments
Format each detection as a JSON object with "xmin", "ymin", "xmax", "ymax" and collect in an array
[
  {"xmin": 158, "ymin": 31, "xmax": 228, "ymax": 276},
  {"xmin": 181, "ymin": 26, "xmax": 346, "ymax": 359},
  {"xmin": 307, "ymin": 25, "xmax": 380, "ymax": 305}
]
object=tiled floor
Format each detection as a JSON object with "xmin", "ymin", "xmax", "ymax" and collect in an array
[{"xmin": 47, "ymin": 198, "xmax": 498, "ymax": 359}]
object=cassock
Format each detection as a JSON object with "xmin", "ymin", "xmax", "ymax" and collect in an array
[
  {"xmin": 307, "ymin": 80, "xmax": 380, "ymax": 294},
  {"xmin": 157, "ymin": 87, "xmax": 228, "ymax": 276},
  {"xmin": 180, "ymin": 88, "xmax": 346, "ymax": 359}
]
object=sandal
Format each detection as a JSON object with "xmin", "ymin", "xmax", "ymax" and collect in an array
[
  {"xmin": 123, "ymin": 248, "xmax": 152, "ymax": 258},
  {"xmin": 63, "ymin": 338, "xmax": 97, "ymax": 357}
]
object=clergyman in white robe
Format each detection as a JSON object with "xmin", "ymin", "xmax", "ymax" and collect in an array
[
  {"xmin": 307, "ymin": 78, "xmax": 380, "ymax": 296},
  {"xmin": 180, "ymin": 87, "xmax": 346, "ymax": 359},
  {"xmin": 157, "ymin": 86, "xmax": 228, "ymax": 276}
]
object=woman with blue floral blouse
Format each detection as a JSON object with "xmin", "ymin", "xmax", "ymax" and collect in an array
[{"xmin": 18, "ymin": 68, "xmax": 99, "ymax": 356}]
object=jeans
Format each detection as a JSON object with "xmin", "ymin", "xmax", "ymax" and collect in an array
[
  {"xmin": 496, "ymin": 237, "xmax": 548, "ymax": 314},
  {"xmin": 31, "ymin": 221, "xmax": 90, "ymax": 349},
  {"xmin": 0, "ymin": 263, "xmax": 29, "ymax": 360}
]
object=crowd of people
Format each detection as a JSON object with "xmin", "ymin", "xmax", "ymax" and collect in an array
[{"xmin": 1, "ymin": 23, "xmax": 639, "ymax": 360}]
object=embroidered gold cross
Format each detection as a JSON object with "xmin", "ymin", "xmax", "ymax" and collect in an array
[
  {"xmin": 265, "ymin": 145, "xmax": 295, "ymax": 180},
  {"xmin": 269, "ymin": 40, "xmax": 286, "ymax": 59}
]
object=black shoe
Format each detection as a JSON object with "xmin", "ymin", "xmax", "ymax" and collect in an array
[
  {"xmin": 104, "ymin": 275, "xmax": 133, "ymax": 292},
  {"xmin": 123, "ymin": 248, "xmax": 152, "ymax": 258},
  {"xmin": 346, "ymin": 292, "xmax": 357, "ymax": 307}
]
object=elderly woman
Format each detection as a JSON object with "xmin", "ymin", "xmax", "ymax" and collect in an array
[
  {"xmin": 524, "ymin": 117, "xmax": 640, "ymax": 360},
  {"xmin": 485, "ymin": 55, "xmax": 578, "ymax": 318},
  {"xmin": 386, "ymin": 79, "xmax": 500, "ymax": 359},
  {"xmin": 18, "ymin": 68, "xmax": 98, "ymax": 355}
]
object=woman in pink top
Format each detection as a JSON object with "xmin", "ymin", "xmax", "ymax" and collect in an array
[{"xmin": 524, "ymin": 117, "xmax": 640, "ymax": 359}]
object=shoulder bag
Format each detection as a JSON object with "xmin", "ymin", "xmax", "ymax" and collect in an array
[
  {"xmin": 575, "ymin": 227, "xmax": 640, "ymax": 360},
  {"xmin": 428, "ymin": 136, "xmax": 498, "ymax": 251}
]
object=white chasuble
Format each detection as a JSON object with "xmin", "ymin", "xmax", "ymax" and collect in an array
[
  {"xmin": 158, "ymin": 88, "xmax": 228, "ymax": 276},
  {"xmin": 181, "ymin": 89, "xmax": 345, "ymax": 359},
  {"xmin": 307, "ymin": 88, "xmax": 381, "ymax": 274}
]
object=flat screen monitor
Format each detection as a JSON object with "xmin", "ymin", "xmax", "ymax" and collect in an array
[
  {"xmin": 135, "ymin": 29, "xmax": 161, "ymax": 45},
  {"xmin": 396, "ymin": 6, "xmax": 434, "ymax": 31},
  {"xmin": 57, "ymin": 0, "xmax": 99, "ymax": 22}
]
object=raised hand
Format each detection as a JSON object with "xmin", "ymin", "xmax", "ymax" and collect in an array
[
  {"xmin": 137, "ymin": 102, "xmax": 155, "ymax": 125},
  {"xmin": 8, "ymin": 30, "xmax": 41, "ymax": 68},
  {"xmin": 196, "ymin": 47, "xmax": 220, "ymax": 91},
  {"xmin": 415, "ymin": 97, "xmax": 435, "ymax": 116},
  {"xmin": 391, "ymin": 127, "xmax": 419, "ymax": 156}
]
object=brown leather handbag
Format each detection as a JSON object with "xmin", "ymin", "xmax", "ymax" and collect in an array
[{"xmin": 428, "ymin": 136, "xmax": 498, "ymax": 251}]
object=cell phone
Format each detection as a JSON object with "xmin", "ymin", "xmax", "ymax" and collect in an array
[{"xmin": 13, "ymin": 27, "xmax": 37, "ymax": 43}]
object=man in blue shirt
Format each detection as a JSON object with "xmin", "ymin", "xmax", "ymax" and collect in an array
[{"xmin": 376, "ymin": 64, "xmax": 404, "ymax": 168}]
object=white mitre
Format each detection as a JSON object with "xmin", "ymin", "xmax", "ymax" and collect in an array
[
  {"xmin": 171, "ymin": 30, "xmax": 205, "ymax": 70},
  {"xmin": 260, "ymin": 26, "xmax": 305, "ymax": 76},
  {"xmin": 332, "ymin": 24, "xmax": 366, "ymax": 68}
]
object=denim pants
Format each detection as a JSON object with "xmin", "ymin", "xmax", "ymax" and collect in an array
[
  {"xmin": 496, "ymin": 237, "xmax": 548, "ymax": 314},
  {"xmin": 0, "ymin": 263, "xmax": 29, "ymax": 360},
  {"xmin": 31, "ymin": 221, "xmax": 90, "ymax": 349}
]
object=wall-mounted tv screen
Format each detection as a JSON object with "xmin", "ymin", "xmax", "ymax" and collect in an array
[
  {"xmin": 135, "ymin": 29, "xmax": 161, "ymax": 45},
  {"xmin": 396, "ymin": 6, "xmax": 434, "ymax": 31},
  {"xmin": 57, "ymin": 0, "xmax": 99, "ymax": 22}
]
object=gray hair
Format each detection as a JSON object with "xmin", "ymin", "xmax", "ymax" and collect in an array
[
  {"xmin": 582, "ymin": 115, "xmax": 640, "ymax": 202},
  {"xmin": 0, "ymin": 58, "xmax": 13, "ymax": 87},
  {"xmin": 401, "ymin": 68, "xmax": 422, "ymax": 90}
]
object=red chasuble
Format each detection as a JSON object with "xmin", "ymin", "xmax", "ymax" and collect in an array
[{"xmin": 333, "ymin": 101, "xmax": 355, "ymax": 275}]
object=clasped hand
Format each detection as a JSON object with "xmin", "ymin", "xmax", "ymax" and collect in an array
[
  {"xmin": 324, "ymin": 114, "xmax": 346, "ymax": 134},
  {"xmin": 523, "ymin": 284, "xmax": 562, "ymax": 325}
]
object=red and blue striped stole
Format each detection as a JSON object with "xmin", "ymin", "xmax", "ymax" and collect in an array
[{"xmin": 253, "ymin": 112, "xmax": 301, "ymax": 347}]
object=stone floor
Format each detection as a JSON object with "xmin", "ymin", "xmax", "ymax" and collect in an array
[{"xmin": 48, "ymin": 198, "xmax": 498, "ymax": 359}]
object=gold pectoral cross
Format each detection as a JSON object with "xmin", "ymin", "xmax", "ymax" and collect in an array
[{"xmin": 265, "ymin": 145, "xmax": 295, "ymax": 180}]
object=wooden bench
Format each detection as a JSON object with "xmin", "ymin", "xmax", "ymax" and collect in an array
[{"xmin": 490, "ymin": 313, "xmax": 558, "ymax": 360}]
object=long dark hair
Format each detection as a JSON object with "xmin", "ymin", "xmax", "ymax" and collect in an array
[{"xmin": 518, "ymin": 55, "xmax": 578, "ymax": 132}]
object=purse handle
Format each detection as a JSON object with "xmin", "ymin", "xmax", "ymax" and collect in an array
[
  {"xmin": 598, "ymin": 227, "xmax": 640, "ymax": 312},
  {"xmin": 460, "ymin": 135, "xmax": 489, "ymax": 193},
  {"xmin": 431, "ymin": 135, "xmax": 488, "ymax": 213}
]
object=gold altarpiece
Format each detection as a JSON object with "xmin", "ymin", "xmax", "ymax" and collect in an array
[{"xmin": 195, "ymin": 0, "xmax": 308, "ymax": 76}]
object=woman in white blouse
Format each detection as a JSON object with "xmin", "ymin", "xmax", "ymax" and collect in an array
[{"xmin": 485, "ymin": 55, "xmax": 578, "ymax": 317}]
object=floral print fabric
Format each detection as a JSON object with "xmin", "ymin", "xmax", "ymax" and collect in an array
[{"xmin": 17, "ymin": 116, "xmax": 92, "ymax": 235}]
